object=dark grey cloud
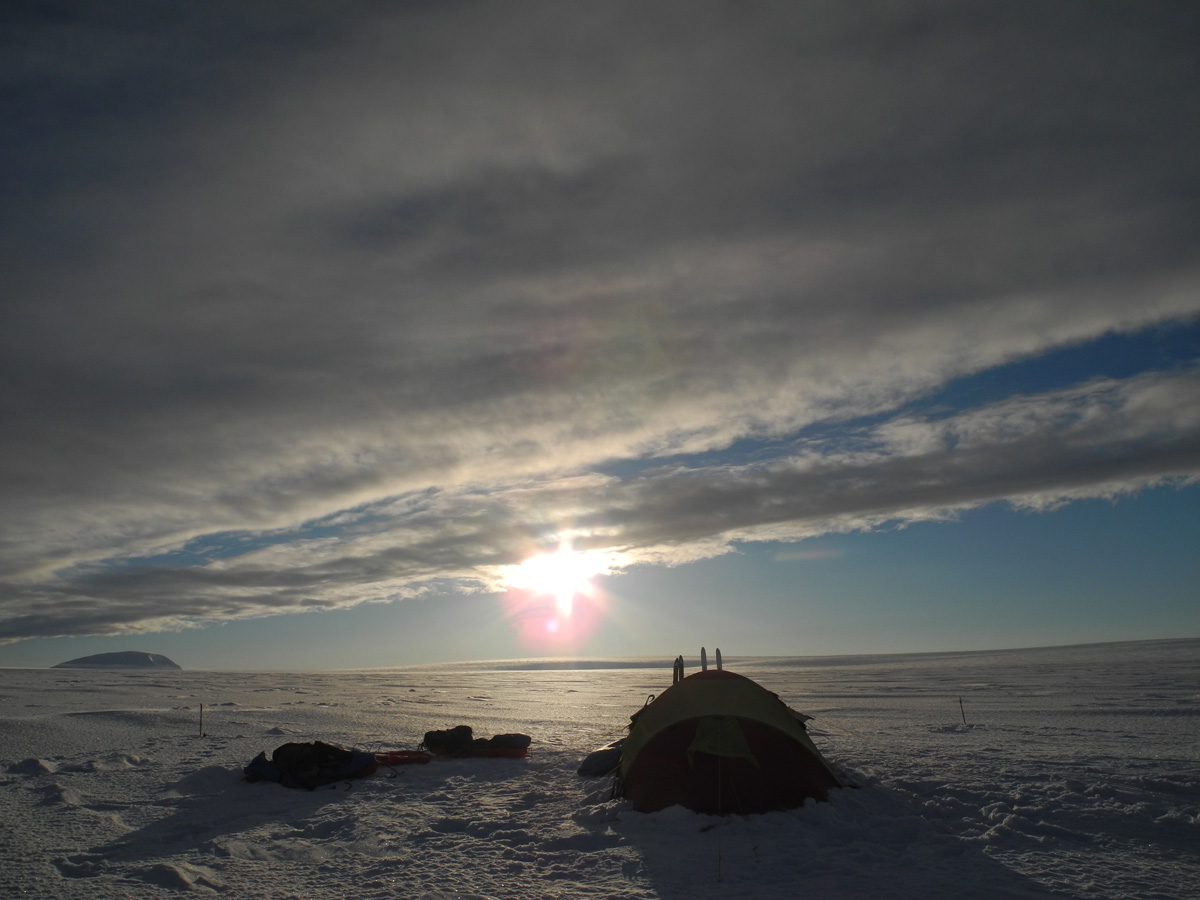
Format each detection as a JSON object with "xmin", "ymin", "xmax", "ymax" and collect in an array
[{"xmin": 1, "ymin": 1, "xmax": 1198, "ymax": 641}]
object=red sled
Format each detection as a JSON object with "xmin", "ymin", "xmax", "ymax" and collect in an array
[
  {"xmin": 467, "ymin": 746, "xmax": 529, "ymax": 759},
  {"xmin": 375, "ymin": 750, "xmax": 434, "ymax": 766}
]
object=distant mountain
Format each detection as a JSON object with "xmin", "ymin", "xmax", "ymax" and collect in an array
[{"xmin": 53, "ymin": 651, "xmax": 181, "ymax": 670}]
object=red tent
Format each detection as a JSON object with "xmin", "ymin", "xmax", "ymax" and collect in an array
[{"xmin": 618, "ymin": 667, "xmax": 840, "ymax": 814}]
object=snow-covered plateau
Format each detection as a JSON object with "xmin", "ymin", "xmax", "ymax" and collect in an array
[{"xmin": 1, "ymin": 639, "xmax": 1196, "ymax": 899}]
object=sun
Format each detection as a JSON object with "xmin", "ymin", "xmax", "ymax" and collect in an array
[
  {"xmin": 504, "ymin": 543, "xmax": 607, "ymax": 618},
  {"xmin": 497, "ymin": 541, "xmax": 622, "ymax": 652}
]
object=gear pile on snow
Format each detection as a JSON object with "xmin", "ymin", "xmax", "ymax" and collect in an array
[
  {"xmin": 243, "ymin": 741, "xmax": 379, "ymax": 790},
  {"xmin": 421, "ymin": 725, "xmax": 532, "ymax": 758},
  {"xmin": 243, "ymin": 726, "xmax": 532, "ymax": 790}
]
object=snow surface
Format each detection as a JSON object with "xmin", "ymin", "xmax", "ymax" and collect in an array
[{"xmin": 1, "ymin": 639, "xmax": 1196, "ymax": 899}]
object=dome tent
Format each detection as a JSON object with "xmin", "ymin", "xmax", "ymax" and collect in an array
[{"xmin": 617, "ymin": 652, "xmax": 840, "ymax": 814}]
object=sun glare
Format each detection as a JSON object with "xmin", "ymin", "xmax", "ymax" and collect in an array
[
  {"xmin": 506, "ymin": 544, "xmax": 604, "ymax": 614},
  {"xmin": 499, "ymin": 543, "xmax": 615, "ymax": 652}
]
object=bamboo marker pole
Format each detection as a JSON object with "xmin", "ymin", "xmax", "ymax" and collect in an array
[
  {"xmin": 958, "ymin": 697, "xmax": 967, "ymax": 726},
  {"xmin": 199, "ymin": 703, "xmax": 204, "ymax": 737}
]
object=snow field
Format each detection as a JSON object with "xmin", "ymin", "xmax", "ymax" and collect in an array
[{"xmin": 1, "ymin": 640, "xmax": 1196, "ymax": 899}]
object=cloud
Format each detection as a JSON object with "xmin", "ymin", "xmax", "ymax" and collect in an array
[
  {"xmin": 1, "ymin": 1, "xmax": 1198, "ymax": 641},
  {"xmin": 3, "ymin": 370, "xmax": 1196, "ymax": 642}
]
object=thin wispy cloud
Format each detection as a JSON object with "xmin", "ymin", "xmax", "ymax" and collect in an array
[{"xmin": 1, "ymin": 1, "xmax": 1197, "ymax": 645}]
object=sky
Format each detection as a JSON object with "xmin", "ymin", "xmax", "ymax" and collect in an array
[{"xmin": 1, "ymin": 1, "xmax": 1197, "ymax": 670}]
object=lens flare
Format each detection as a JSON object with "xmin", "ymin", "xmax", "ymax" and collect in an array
[{"xmin": 499, "ymin": 543, "xmax": 612, "ymax": 652}]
